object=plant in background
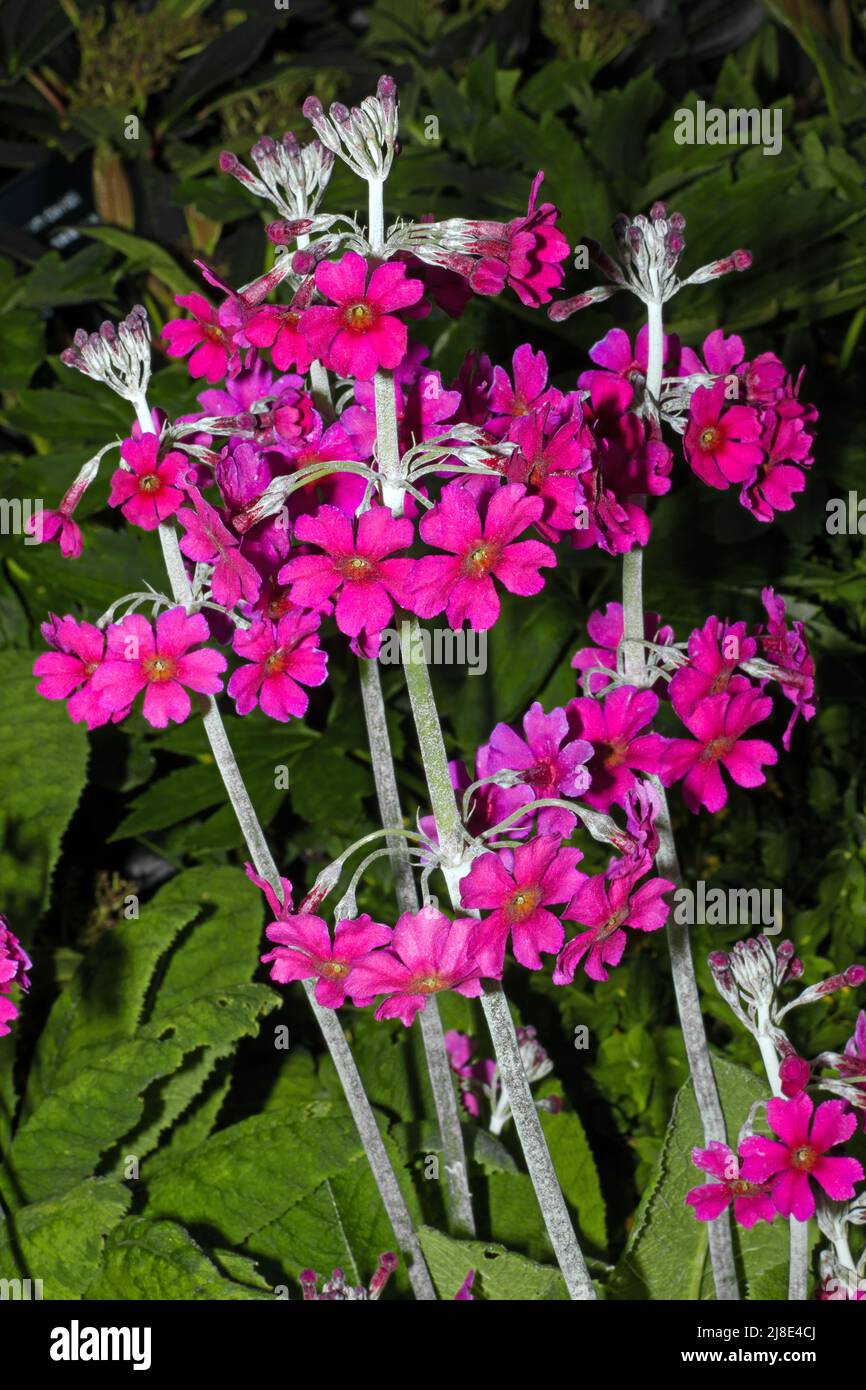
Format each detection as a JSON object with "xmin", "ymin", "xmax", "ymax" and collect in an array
[{"xmin": 14, "ymin": 59, "xmax": 862, "ymax": 1304}]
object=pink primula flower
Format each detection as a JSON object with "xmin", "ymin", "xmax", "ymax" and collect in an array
[
  {"xmin": 669, "ymin": 616, "xmax": 757, "ymax": 719},
  {"xmin": 466, "ymin": 173, "xmax": 570, "ymax": 308},
  {"xmin": 162, "ymin": 292, "xmax": 236, "ymax": 382},
  {"xmin": 108, "ymin": 435, "xmax": 189, "ymax": 531},
  {"xmin": 91, "ymin": 607, "xmax": 227, "ymax": 729},
  {"xmin": 565, "ymin": 686, "xmax": 667, "ymax": 811},
  {"xmin": 478, "ymin": 702, "xmax": 593, "ymax": 837},
  {"xmin": 505, "ymin": 407, "xmax": 593, "ymax": 540},
  {"xmin": 244, "ymin": 304, "xmax": 314, "ymax": 373},
  {"xmin": 348, "ymin": 907, "xmax": 486, "ymax": 1027},
  {"xmin": 741, "ymin": 406, "xmax": 814, "ymax": 523},
  {"xmin": 299, "ymin": 251, "xmax": 424, "ymax": 381},
  {"xmin": 757, "ymin": 587, "xmax": 815, "ymax": 750},
  {"xmin": 25, "ymin": 507, "xmax": 82, "ymax": 558},
  {"xmin": 228, "ymin": 609, "xmax": 328, "ymax": 721},
  {"xmin": 459, "ymin": 834, "xmax": 585, "ymax": 974},
  {"xmin": 553, "ymin": 858, "xmax": 673, "ymax": 984},
  {"xmin": 739, "ymin": 1093, "xmax": 864, "ymax": 1220},
  {"xmin": 411, "ymin": 480, "xmax": 556, "ymax": 631},
  {"xmin": 177, "ymin": 487, "xmax": 262, "ymax": 609},
  {"xmin": 487, "ymin": 344, "xmax": 562, "ymax": 435},
  {"xmin": 685, "ymin": 1142, "xmax": 776, "ymax": 1229},
  {"xmin": 261, "ymin": 912, "xmax": 392, "ymax": 1009},
  {"xmin": 33, "ymin": 614, "xmax": 111, "ymax": 729},
  {"xmin": 278, "ymin": 504, "xmax": 413, "ymax": 657},
  {"xmin": 684, "ymin": 380, "xmax": 763, "ymax": 489},
  {"xmin": 660, "ymin": 689, "xmax": 777, "ymax": 814},
  {"xmin": 0, "ymin": 916, "xmax": 31, "ymax": 1037}
]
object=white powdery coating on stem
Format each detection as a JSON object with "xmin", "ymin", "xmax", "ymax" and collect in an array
[
  {"xmin": 397, "ymin": 620, "xmax": 595, "ymax": 1298},
  {"xmin": 358, "ymin": 657, "xmax": 475, "ymax": 1236},
  {"xmin": 131, "ymin": 395, "xmax": 434, "ymax": 1299},
  {"xmin": 649, "ymin": 776, "xmax": 740, "ymax": 1300},
  {"xmin": 481, "ymin": 985, "xmax": 596, "ymax": 1300},
  {"xmin": 615, "ymin": 290, "xmax": 740, "ymax": 1299}
]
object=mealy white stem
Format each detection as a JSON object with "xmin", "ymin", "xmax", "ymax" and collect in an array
[
  {"xmin": 617, "ymin": 288, "xmax": 739, "ymax": 1300},
  {"xmin": 132, "ymin": 395, "xmax": 435, "ymax": 1300},
  {"xmin": 358, "ymin": 656, "xmax": 476, "ymax": 1236}
]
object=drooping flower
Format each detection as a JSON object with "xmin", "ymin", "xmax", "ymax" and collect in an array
[
  {"xmin": 25, "ymin": 506, "xmax": 82, "ymax": 558},
  {"xmin": 348, "ymin": 907, "xmax": 486, "ymax": 1027},
  {"xmin": 740, "ymin": 406, "xmax": 814, "ymax": 522},
  {"xmin": 108, "ymin": 435, "xmax": 189, "ymax": 531},
  {"xmin": 739, "ymin": 1093, "xmax": 864, "ymax": 1220},
  {"xmin": 33, "ymin": 614, "xmax": 111, "ymax": 729},
  {"xmin": 668, "ymin": 616, "xmax": 757, "ymax": 719},
  {"xmin": 684, "ymin": 380, "xmax": 763, "ymax": 489},
  {"xmin": 411, "ymin": 480, "xmax": 556, "ymax": 631},
  {"xmin": 477, "ymin": 702, "xmax": 593, "ymax": 837},
  {"xmin": 162, "ymin": 292, "xmax": 237, "ymax": 382},
  {"xmin": 0, "ymin": 916, "xmax": 31, "ymax": 1037},
  {"xmin": 839, "ymin": 1011, "xmax": 866, "ymax": 1080},
  {"xmin": 228, "ymin": 609, "xmax": 328, "ymax": 721},
  {"xmin": 245, "ymin": 861, "xmax": 294, "ymax": 922},
  {"xmin": 261, "ymin": 912, "xmax": 392, "ymax": 1008},
  {"xmin": 299, "ymin": 251, "xmax": 424, "ymax": 380},
  {"xmin": 278, "ymin": 504, "xmax": 413, "ymax": 657},
  {"xmin": 779, "ymin": 1055, "xmax": 811, "ymax": 1098},
  {"xmin": 660, "ymin": 689, "xmax": 777, "ymax": 814},
  {"xmin": 553, "ymin": 856, "xmax": 673, "ymax": 984},
  {"xmin": 463, "ymin": 173, "xmax": 570, "ymax": 308},
  {"xmin": 459, "ymin": 835, "xmax": 584, "ymax": 974},
  {"xmin": 91, "ymin": 608, "xmax": 227, "ymax": 729},
  {"xmin": 757, "ymin": 587, "xmax": 815, "ymax": 750},
  {"xmin": 177, "ymin": 487, "xmax": 262, "ymax": 609},
  {"xmin": 565, "ymin": 686, "xmax": 667, "ymax": 811},
  {"xmin": 685, "ymin": 1142, "xmax": 776, "ymax": 1229}
]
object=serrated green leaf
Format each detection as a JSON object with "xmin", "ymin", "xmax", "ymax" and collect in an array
[{"xmin": 0, "ymin": 1179, "xmax": 130, "ymax": 1299}]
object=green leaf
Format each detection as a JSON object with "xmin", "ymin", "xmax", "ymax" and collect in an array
[
  {"xmin": 0, "ymin": 309, "xmax": 45, "ymax": 392},
  {"xmin": 610, "ymin": 1055, "xmax": 795, "ymax": 1300},
  {"xmin": 12, "ymin": 868, "xmax": 274, "ymax": 1201},
  {"xmin": 145, "ymin": 1109, "xmax": 366, "ymax": 1246},
  {"xmin": 77, "ymin": 227, "xmax": 198, "ymax": 297},
  {"xmin": 539, "ymin": 1084, "xmax": 607, "ymax": 1254},
  {"xmin": 0, "ymin": 1179, "xmax": 130, "ymax": 1299},
  {"xmin": 0, "ymin": 651, "xmax": 88, "ymax": 926},
  {"xmin": 84, "ymin": 1217, "xmax": 273, "ymax": 1300},
  {"xmin": 418, "ymin": 1226, "xmax": 568, "ymax": 1300}
]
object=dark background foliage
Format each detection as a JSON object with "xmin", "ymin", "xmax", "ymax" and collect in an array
[{"xmin": 0, "ymin": 0, "xmax": 864, "ymax": 1299}]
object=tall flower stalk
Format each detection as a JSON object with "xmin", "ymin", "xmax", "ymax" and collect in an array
[
  {"xmin": 29, "ymin": 72, "xmax": 841, "ymax": 1307},
  {"xmin": 135, "ymin": 394, "xmax": 436, "ymax": 1300},
  {"xmin": 619, "ymin": 277, "xmax": 739, "ymax": 1300}
]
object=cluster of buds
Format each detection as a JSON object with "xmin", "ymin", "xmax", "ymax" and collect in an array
[
  {"xmin": 709, "ymin": 934, "xmax": 803, "ymax": 1037},
  {"xmin": 220, "ymin": 132, "xmax": 335, "ymax": 221},
  {"xmin": 60, "ymin": 305, "xmax": 151, "ymax": 401},
  {"xmin": 299, "ymin": 1252, "xmax": 397, "ymax": 1300},
  {"xmin": 711, "ymin": 935, "xmax": 866, "ymax": 1106},
  {"xmin": 303, "ymin": 76, "xmax": 398, "ymax": 182},
  {"xmin": 551, "ymin": 202, "xmax": 751, "ymax": 321}
]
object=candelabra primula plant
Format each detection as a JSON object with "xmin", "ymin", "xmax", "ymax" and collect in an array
[{"xmin": 21, "ymin": 71, "xmax": 855, "ymax": 1302}]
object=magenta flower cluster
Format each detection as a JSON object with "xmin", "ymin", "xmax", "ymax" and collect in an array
[{"xmin": 0, "ymin": 916, "xmax": 30, "ymax": 1037}]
